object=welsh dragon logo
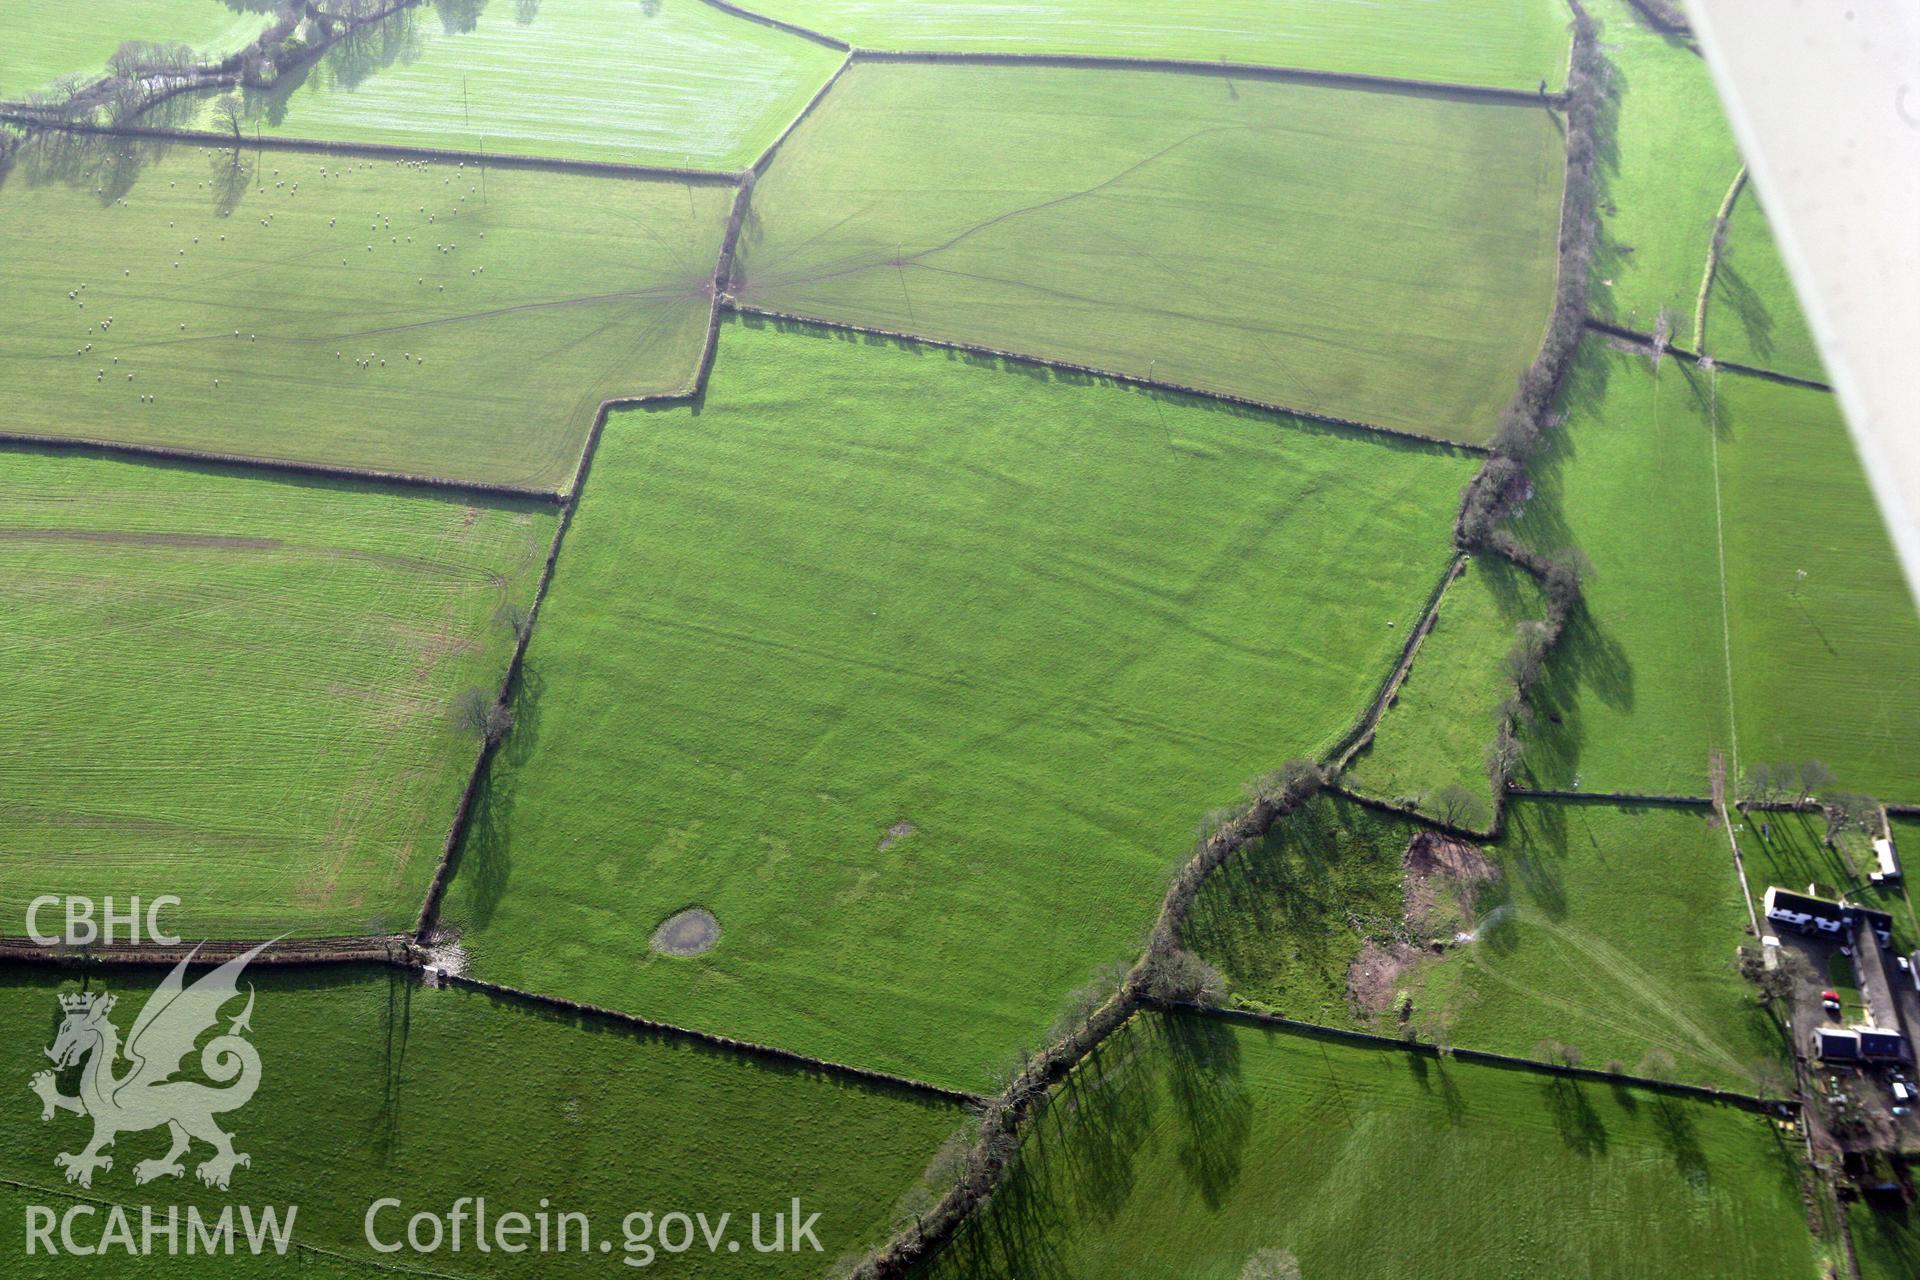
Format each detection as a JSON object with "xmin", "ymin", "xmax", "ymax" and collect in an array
[{"xmin": 28, "ymin": 942, "xmax": 268, "ymax": 1191}]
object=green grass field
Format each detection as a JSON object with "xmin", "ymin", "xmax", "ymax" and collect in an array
[
  {"xmin": 740, "ymin": 0, "xmax": 1572, "ymax": 91},
  {"xmin": 438, "ymin": 316, "xmax": 1475, "ymax": 1090},
  {"xmin": 156, "ymin": 0, "xmax": 845, "ymax": 170},
  {"xmin": 1585, "ymin": 0, "xmax": 1743, "ymax": 333},
  {"xmin": 0, "ymin": 139, "xmax": 729, "ymax": 491},
  {"xmin": 1403, "ymin": 802, "xmax": 1784, "ymax": 1090},
  {"xmin": 0, "ymin": 448, "xmax": 555, "ymax": 939},
  {"xmin": 0, "ymin": 964, "xmax": 964, "ymax": 1275},
  {"xmin": 921, "ymin": 1009, "xmax": 1821, "ymax": 1280},
  {"xmin": 0, "ymin": 0, "xmax": 269, "ymax": 101},
  {"xmin": 1184, "ymin": 794, "xmax": 1422, "ymax": 1026},
  {"xmin": 1702, "ymin": 183, "xmax": 1825, "ymax": 381},
  {"xmin": 734, "ymin": 62, "xmax": 1565, "ymax": 443},
  {"xmin": 1346, "ymin": 555, "xmax": 1542, "ymax": 819},
  {"xmin": 1714, "ymin": 369, "xmax": 1920, "ymax": 802}
]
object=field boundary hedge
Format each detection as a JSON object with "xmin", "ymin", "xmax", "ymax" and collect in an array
[
  {"xmin": 1586, "ymin": 319, "xmax": 1833, "ymax": 391},
  {"xmin": 443, "ymin": 973, "xmax": 985, "ymax": 1106},
  {"xmin": 0, "ymin": 115, "xmax": 745, "ymax": 183},
  {"xmin": 1330, "ymin": 781, "xmax": 1497, "ymax": 841},
  {"xmin": 723, "ymin": 304, "xmax": 1483, "ymax": 455},
  {"xmin": 0, "ymin": 430, "xmax": 564, "ymax": 503},
  {"xmin": 1693, "ymin": 166, "xmax": 1748, "ymax": 349},
  {"xmin": 1507, "ymin": 787, "xmax": 1713, "ymax": 809},
  {"xmin": 410, "ymin": 385, "xmax": 698, "ymax": 941},
  {"xmin": 692, "ymin": 0, "xmax": 850, "ymax": 51},
  {"xmin": 1175, "ymin": 1001, "xmax": 1796, "ymax": 1113},
  {"xmin": 0, "ymin": 935, "xmax": 410, "ymax": 966},
  {"xmin": 1623, "ymin": 0, "xmax": 1693, "ymax": 36},
  {"xmin": 1327, "ymin": 553, "xmax": 1468, "ymax": 771},
  {"xmin": 849, "ymin": 49, "xmax": 1565, "ymax": 107},
  {"xmin": 751, "ymin": 52, "xmax": 852, "ymax": 175}
]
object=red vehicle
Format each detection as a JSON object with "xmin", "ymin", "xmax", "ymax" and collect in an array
[{"xmin": 1822, "ymin": 990, "xmax": 1844, "ymax": 1016}]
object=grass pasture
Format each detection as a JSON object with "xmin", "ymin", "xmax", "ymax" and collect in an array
[
  {"xmin": 0, "ymin": 448, "xmax": 555, "ymax": 939},
  {"xmin": 156, "ymin": 0, "xmax": 846, "ymax": 170},
  {"xmin": 1585, "ymin": 0, "xmax": 1744, "ymax": 333},
  {"xmin": 439, "ymin": 316, "xmax": 1476, "ymax": 1090},
  {"xmin": 1702, "ymin": 183, "xmax": 1824, "ymax": 382},
  {"xmin": 1346, "ymin": 555, "xmax": 1542, "ymax": 819},
  {"xmin": 1714, "ymin": 370, "xmax": 1920, "ymax": 802},
  {"xmin": 734, "ymin": 62, "xmax": 1566, "ymax": 443},
  {"xmin": 921, "ymin": 1010, "xmax": 1821, "ymax": 1280},
  {"xmin": 0, "ymin": 0, "xmax": 269, "ymax": 101},
  {"xmin": 740, "ymin": 0, "xmax": 1573, "ymax": 91},
  {"xmin": 1853, "ymin": 1199, "xmax": 1920, "ymax": 1280},
  {"xmin": 0, "ymin": 137, "xmax": 730, "ymax": 491},
  {"xmin": 0, "ymin": 964, "xmax": 964, "ymax": 1275}
]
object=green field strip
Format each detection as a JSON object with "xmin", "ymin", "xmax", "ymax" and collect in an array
[
  {"xmin": 921, "ymin": 1008, "xmax": 1820, "ymax": 1280},
  {"xmin": 1585, "ymin": 0, "xmax": 1743, "ymax": 334},
  {"xmin": 0, "ymin": 0, "xmax": 272, "ymax": 102},
  {"xmin": 0, "ymin": 964, "xmax": 966, "ymax": 1276},
  {"xmin": 722, "ymin": 0, "xmax": 1574, "ymax": 93},
  {"xmin": 436, "ymin": 316, "xmax": 1476, "ymax": 1092},
  {"xmin": 1701, "ymin": 180, "xmax": 1826, "ymax": 384},
  {"xmin": 1517, "ymin": 339, "xmax": 1733, "ymax": 795},
  {"xmin": 0, "ymin": 448, "xmax": 557, "ymax": 939},
  {"xmin": 733, "ymin": 61, "xmax": 1565, "ymax": 445},
  {"xmin": 0, "ymin": 139, "xmax": 732, "ymax": 492},
  {"xmin": 149, "ymin": 0, "xmax": 848, "ymax": 171},
  {"xmin": 1345, "ymin": 555, "xmax": 1545, "ymax": 822}
]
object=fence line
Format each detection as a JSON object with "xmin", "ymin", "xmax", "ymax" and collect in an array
[
  {"xmin": 1327, "ymin": 553, "xmax": 1467, "ymax": 772},
  {"xmin": 726, "ymin": 305, "xmax": 1481, "ymax": 455},
  {"xmin": 850, "ymin": 49, "xmax": 1564, "ymax": 108},
  {"xmin": 750, "ymin": 52, "xmax": 852, "ymax": 176},
  {"xmin": 1170, "ymin": 1001, "xmax": 1797, "ymax": 1114},
  {"xmin": 444, "ymin": 973, "xmax": 985, "ymax": 1107},
  {"xmin": 0, "ymin": 115, "xmax": 743, "ymax": 183},
  {"xmin": 0, "ymin": 431, "xmax": 562, "ymax": 503},
  {"xmin": 691, "ymin": 0, "xmax": 850, "ymax": 50},
  {"xmin": 0, "ymin": 935, "xmax": 411, "ymax": 966},
  {"xmin": 1585, "ymin": 319, "xmax": 1833, "ymax": 390}
]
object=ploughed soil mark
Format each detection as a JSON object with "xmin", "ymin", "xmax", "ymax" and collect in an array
[
  {"xmin": 650, "ymin": 908, "xmax": 719, "ymax": 957},
  {"xmin": 1347, "ymin": 831, "xmax": 1501, "ymax": 1018}
]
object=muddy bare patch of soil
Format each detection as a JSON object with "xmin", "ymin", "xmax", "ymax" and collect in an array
[
  {"xmin": 1403, "ymin": 830, "xmax": 1499, "ymax": 940},
  {"xmin": 1347, "ymin": 940, "xmax": 1425, "ymax": 1018},
  {"xmin": 650, "ymin": 907, "xmax": 719, "ymax": 957}
]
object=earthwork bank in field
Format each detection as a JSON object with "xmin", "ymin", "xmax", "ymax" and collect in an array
[
  {"xmin": 733, "ymin": 61, "xmax": 1566, "ymax": 443},
  {"xmin": 438, "ymin": 316, "xmax": 1477, "ymax": 1090},
  {"xmin": 1701, "ymin": 182, "xmax": 1825, "ymax": 382},
  {"xmin": 0, "ymin": 450, "xmax": 555, "ymax": 938},
  {"xmin": 0, "ymin": 138, "xmax": 730, "ymax": 491},
  {"xmin": 737, "ymin": 0, "xmax": 1573, "ymax": 92},
  {"xmin": 920, "ymin": 1010, "xmax": 1820, "ymax": 1280},
  {"xmin": 156, "ymin": 0, "xmax": 846, "ymax": 170},
  {"xmin": 0, "ymin": 964, "xmax": 963, "ymax": 1275}
]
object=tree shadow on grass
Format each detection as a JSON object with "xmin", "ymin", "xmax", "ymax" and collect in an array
[
  {"xmin": 1161, "ymin": 1010, "xmax": 1251, "ymax": 1211},
  {"xmin": 440, "ymin": 660, "xmax": 546, "ymax": 932},
  {"xmin": 1541, "ymin": 1074, "xmax": 1609, "ymax": 1156}
]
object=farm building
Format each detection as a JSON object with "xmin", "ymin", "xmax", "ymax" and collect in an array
[
  {"xmin": 1856, "ymin": 1027, "xmax": 1910, "ymax": 1061},
  {"xmin": 1819, "ymin": 1028, "xmax": 1862, "ymax": 1061},
  {"xmin": 1871, "ymin": 835, "xmax": 1901, "ymax": 885},
  {"xmin": 1763, "ymin": 886, "xmax": 1894, "ymax": 947}
]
